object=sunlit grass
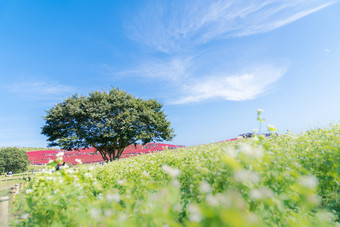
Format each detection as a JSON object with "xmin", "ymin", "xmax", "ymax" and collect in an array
[{"xmin": 11, "ymin": 124, "xmax": 340, "ymax": 226}]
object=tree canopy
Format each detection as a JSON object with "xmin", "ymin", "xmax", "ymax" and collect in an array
[
  {"xmin": 42, "ymin": 88, "xmax": 175, "ymax": 162},
  {"xmin": 0, "ymin": 147, "xmax": 30, "ymax": 174}
]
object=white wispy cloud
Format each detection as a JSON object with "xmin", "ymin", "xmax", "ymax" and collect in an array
[
  {"xmin": 109, "ymin": 56, "xmax": 192, "ymax": 81},
  {"xmin": 118, "ymin": 0, "xmax": 336, "ymax": 104},
  {"xmin": 171, "ymin": 65, "xmax": 286, "ymax": 104},
  {"xmin": 8, "ymin": 81, "xmax": 76, "ymax": 100},
  {"xmin": 128, "ymin": 0, "xmax": 337, "ymax": 53}
]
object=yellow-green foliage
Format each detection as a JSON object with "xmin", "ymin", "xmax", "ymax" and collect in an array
[{"xmin": 12, "ymin": 124, "xmax": 340, "ymax": 226}]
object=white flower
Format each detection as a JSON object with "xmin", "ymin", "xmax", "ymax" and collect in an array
[
  {"xmin": 239, "ymin": 144, "xmax": 253, "ymax": 154},
  {"xmin": 106, "ymin": 193, "xmax": 121, "ymax": 202},
  {"xmin": 206, "ymin": 195, "xmax": 219, "ymax": 207},
  {"xmin": 48, "ymin": 159, "xmax": 53, "ymax": 164},
  {"xmin": 187, "ymin": 204, "xmax": 201, "ymax": 222},
  {"xmin": 66, "ymin": 169, "xmax": 74, "ymax": 174},
  {"xmin": 142, "ymin": 171, "xmax": 150, "ymax": 177},
  {"xmin": 162, "ymin": 165, "xmax": 180, "ymax": 178},
  {"xmin": 250, "ymin": 189, "xmax": 263, "ymax": 200},
  {"xmin": 199, "ymin": 181, "xmax": 212, "ymax": 194},
  {"xmin": 97, "ymin": 193, "xmax": 104, "ymax": 200},
  {"xmin": 171, "ymin": 180, "xmax": 181, "ymax": 188},
  {"xmin": 257, "ymin": 109, "xmax": 264, "ymax": 113},
  {"xmin": 89, "ymin": 208, "xmax": 101, "ymax": 219},
  {"xmin": 250, "ymin": 187, "xmax": 274, "ymax": 200},
  {"xmin": 25, "ymin": 189, "xmax": 33, "ymax": 194},
  {"xmin": 234, "ymin": 170, "xmax": 260, "ymax": 184},
  {"xmin": 21, "ymin": 213, "xmax": 29, "ymax": 219},
  {"xmin": 299, "ymin": 176, "xmax": 318, "ymax": 188},
  {"xmin": 75, "ymin": 159, "xmax": 82, "ymax": 164},
  {"xmin": 117, "ymin": 179, "xmax": 127, "ymax": 185},
  {"xmin": 228, "ymin": 149, "xmax": 239, "ymax": 158},
  {"xmin": 56, "ymin": 152, "xmax": 64, "ymax": 158},
  {"xmin": 239, "ymin": 144, "xmax": 264, "ymax": 159}
]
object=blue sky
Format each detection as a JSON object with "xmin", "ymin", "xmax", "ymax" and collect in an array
[{"xmin": 0, "ymin": 0, "xmax": 339, "ymax": 147}]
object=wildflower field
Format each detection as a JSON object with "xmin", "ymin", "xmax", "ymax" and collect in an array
[{"xmin": 12, "ymin": 124, "xmax": 340, "ymax": 226}]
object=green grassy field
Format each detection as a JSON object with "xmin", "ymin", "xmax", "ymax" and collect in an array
[
  {"xmin": 10, "ymin": 124, "xmax": 340, "ymax": 226},
  {"xmin": 0, "ymin": 179, "xmax": 26, "ymax": 197}
]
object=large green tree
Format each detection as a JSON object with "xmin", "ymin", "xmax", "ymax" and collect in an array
[
  {"xmin": 0, "ymin": 147, "xmax": 30, "ymax": 174},
  {"xmin": 42, "ymin": 88, "xmax": 175, "ymax": 162}
]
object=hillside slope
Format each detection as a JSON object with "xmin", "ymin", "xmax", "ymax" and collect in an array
[{"xmin": 13, "ymin": 124, "xmax": 340, "ymax": 226}]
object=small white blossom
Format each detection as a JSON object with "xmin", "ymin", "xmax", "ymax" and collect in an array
[
  {"xmin": 234, "ymin": 170, "xmax": 260, "ymax": 184},
  {"xmin": 84, "ymin": 172, "xmax": 92, "ymax": 178},
  {"xmin": 299, "ymin": 176, "xmax": 318, "ymax": 188},
  {"xmin": 21, "ymin": 213, "xmax": 29, "ymax": 219},
  {"xmin": 25, "ymin": 189, "xmax": 33, "ymax": 194},
  {"xmin": 142, "ymin": 171, "xmax": 150, "ymax": 177},
  {"xmin": 187, "ymin": 204, "xmax": 201, "ymax": 222},
  {"xmin": 106, "ymin": 193, "xmax": 121, "ymax": 202},
  {"xmin": 66, "ymin": 169, "xmax": 74, "ymax": 174},
  {"xmin": 206, "ymin": 195, "xmax": 219, "ymax": 207},
  {"xmin": 89, "ymin": 208, "xmax": 101, "ymax": 219},
  {"xmin": 75, "ymin": 159, "xmax": 82, "ymax": 164},
  {"xmin": 228, "ymin": 149, "xmax": 239, "ymax": 158},
  {"xmin": 56, "ymin": 152, "xmax": 64, "ymax": 158},
  {"xmin": 250, "ymin": 187, "xmax": 274, "ymax": 200},
  {"xmin": 199, "ymin": 181, "xmax": 212, "ymax": 194},
  {"xmin": 172, "ymin": 180, "xmax": 181, "ymax": 188},
  {"xmin": 117, "ymin": 179, "xmax": 127, "ymax": 185},
  {"xmin": 162, "ymin": 165, "xmax": 180, "ymax": 178},
  {"xmin": 249, "ymin": 189, "xmax": 263, "ymax": 200},
  {"xmin": 97, "ymin": 193, "xmax": 104, "ymax": 200},
  {"xmin": 239, "ymin": 144, "xmax": 264, "ymax": 159}
]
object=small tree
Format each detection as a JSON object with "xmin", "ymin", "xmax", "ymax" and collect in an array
[
  {"xmin": 0, "ymin": 147, "xmax": 30, "ymax": 174},
  {"xmin": 42, "ymin": 88, "xmax": 175, "ymax": 162}
]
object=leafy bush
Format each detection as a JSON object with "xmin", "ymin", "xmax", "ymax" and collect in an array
[
  {"xmin": 0, "ymin": 147, "xmax": 30, "ymax": 174},
  {"xmin": 12, "ymin": 124, "xmax": 340, "ymax": 226}
]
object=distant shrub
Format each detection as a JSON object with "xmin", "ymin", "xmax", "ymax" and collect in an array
[{"xmin": 0, "ymin": 147, "xmax": 30, "ymax": 174}]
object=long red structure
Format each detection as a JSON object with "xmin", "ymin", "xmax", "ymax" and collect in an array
[{"xmin": 27, "ymin": 143, "xmax": 184, "ymax": 165}]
